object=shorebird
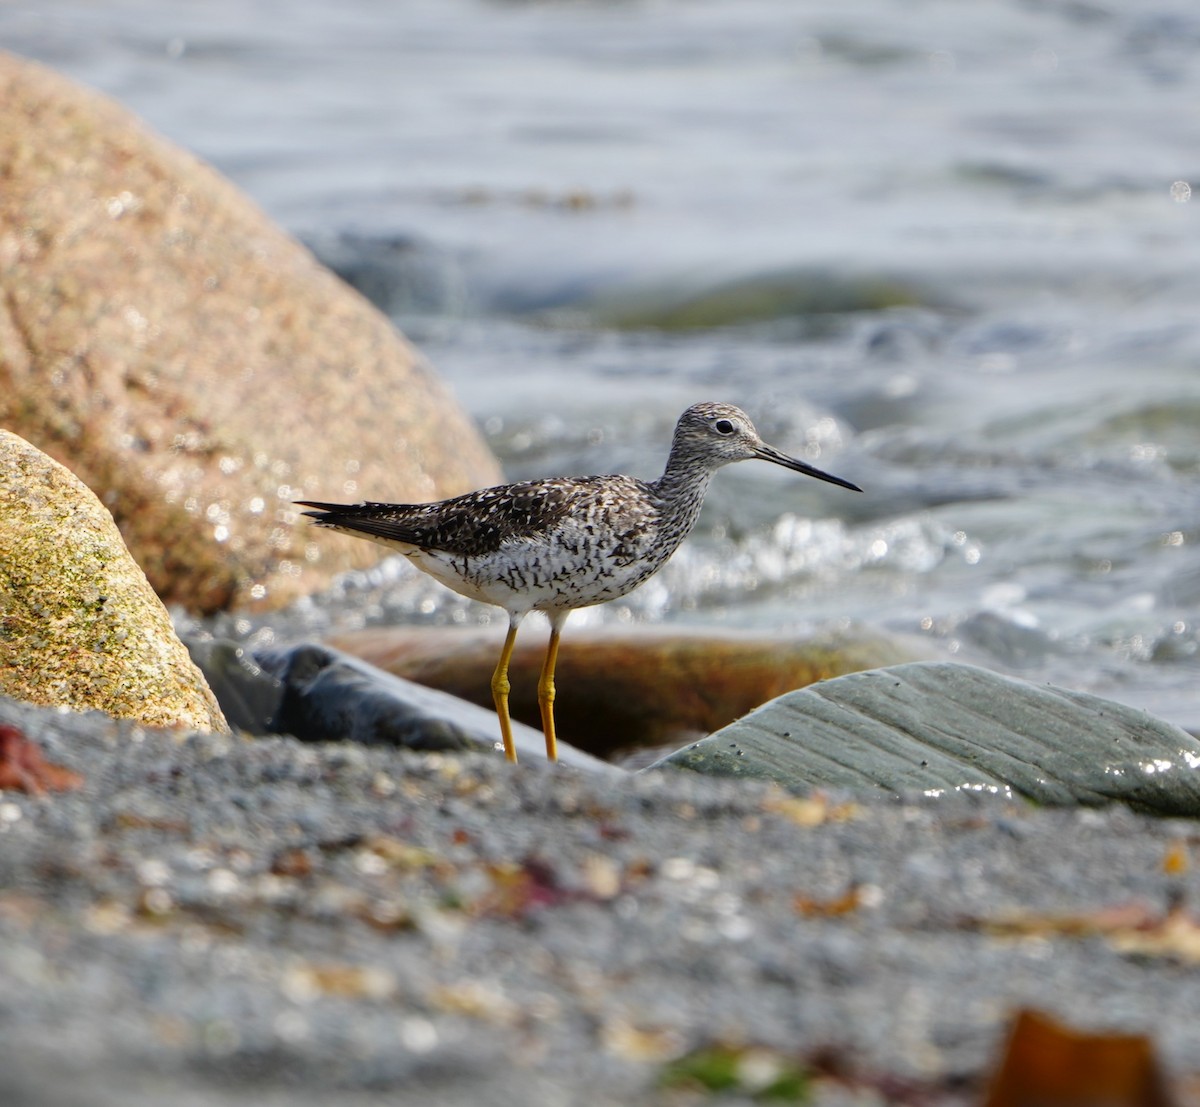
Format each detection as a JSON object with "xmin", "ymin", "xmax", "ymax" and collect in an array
[{"xmin": 297, "ymin": 402, "xmax": 861, "ymax": 764}]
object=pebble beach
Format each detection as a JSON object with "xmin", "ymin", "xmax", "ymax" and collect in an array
[{"xmin": 3, "ymin": 697, "xmax": 1199, "ymax": 1106}]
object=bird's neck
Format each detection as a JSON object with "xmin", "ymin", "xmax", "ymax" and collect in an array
[{"xmin": 650, "ymin": 449, "xmax": 716, "ymax": 534}]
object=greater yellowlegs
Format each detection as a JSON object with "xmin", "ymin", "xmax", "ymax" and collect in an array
[{"xmin": 298, "ymin": 402, "xmax": 861, "ymax": 764}]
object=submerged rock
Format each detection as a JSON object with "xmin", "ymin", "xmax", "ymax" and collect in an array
[
  {"xmin": 0, "ymin": 431, "xmax": 228, "ymax": 733},
  {"xmin": 585, "ymin": 268, "xmax": 939, "ymax": 330},
  {"xmin": 0, "ymin": 51, "xmax": 500, "ymax": 614},
  {"xmin": 326, "ymin": 624, "xmax": 920, "ymax": 758},
  {"xmin": 653, "ymin": 661, "xmax": 1200, "ymax": 815},
  {"xmin": 183, "ymin": 639, "xmax": 286, "ymax": 737}
]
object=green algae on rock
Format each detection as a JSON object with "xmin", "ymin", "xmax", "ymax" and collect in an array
[
  {"xmin": 581, "ymin": 268, "xmax": 939, "ymax": 331},
  {"xmin": 651, "ymin": 661, "xmax": 1200, "ymax": 815},
  {"xmin": 0, "ymin": 431, "xmax": 229, "ymax": 733}
]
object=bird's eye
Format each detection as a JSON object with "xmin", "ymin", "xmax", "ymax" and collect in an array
[{"xmin": 713, "ymin": 419, "xmax": 736, "ymax": 435}]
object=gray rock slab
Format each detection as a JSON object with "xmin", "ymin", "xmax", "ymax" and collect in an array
[
  {"xmin": 185, "ymin": 638, "xmax": 286, "ymax": 737},
  {"xmin": 250, "ymin": 642, "xmax": 617, "ymax": 773},
  {"xmin": 651, "ymin": 661, "xmax": 1200, "ymax": 815}
]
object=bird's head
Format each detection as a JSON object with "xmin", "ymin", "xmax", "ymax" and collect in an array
[{"xmin": 672, "ymin": 402, "xmax": 862, "ymax": 492}]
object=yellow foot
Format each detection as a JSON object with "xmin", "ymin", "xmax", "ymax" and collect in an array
[{"xmin": 537, "ymin": 622, "xmax": 563, "ymax": 763}]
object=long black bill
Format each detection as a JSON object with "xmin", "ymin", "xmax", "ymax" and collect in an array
[{"xmin": 753, "ymin": 444, "xmax": 863, "ymax": 493}]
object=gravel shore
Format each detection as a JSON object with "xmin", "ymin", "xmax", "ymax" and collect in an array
[{"xmin": 2, "ymin": 695, "xmax": 1198, "ymax": 1106}]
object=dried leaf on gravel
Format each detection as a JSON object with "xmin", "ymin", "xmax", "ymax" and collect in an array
[
  {"xmin": 580, "ymin": 854, "xmax": 622, "ymax": 900},
  {"xmin": 761, "ymin": 788, "xmax": 859, "ymax": 828},
  {"xmin": 1163, "ymin": 838, "xmax": 1189, "ymax": 876},
  {"xmin": 975, "ymin": 900, "xmax": 1159, "ymax": 939},
  {"xmin": 600, "ymin": 1017, "xmax": 685, "ymax": 1063},
  {"xmin": 270, "ymin": 847, "xmax": 316, "ymax": 877},
  {"xmin": 969, "ymin": 895, "xmax": 1200, "ymax": 964},
  {"xmin": 362, "ymin": 835, "xmax": 442, "ymax": 872},
  {"xmin": 794, "ymin": 882, "xmax": 870, "ymax": 918},
  {"xmin": 983, "ymin": 1008, "xmax": 1171, "ymax": 1107},
  {"xmin": 0, "ymin": 724, "xmax": 83, "ymax": 795},
  {"xmin": 111, "ymin": 811, "xmax": 190, "ymax": 833},
  {"xmin": 282, "ymin": 962, "xmax": 396, "ymax": 1002},
  {"xmin": 1110, "ymin": 906, "xmax": 1200, "ymax": 963},
  {"xmin": 475, "ymin": 856, "xmax": 575, "ymax": 920},
  {"xmin": 429, "ymin": 980, "xmax": 518, "ymax": 1025},
  {"xmin": 353, "ymin": 895, "xmax": 415, "ymax": 932}
]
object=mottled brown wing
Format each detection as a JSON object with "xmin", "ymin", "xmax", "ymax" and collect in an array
[{"xmin": 297, "ymin": 478, "xmax": 591, "ymax": 557}]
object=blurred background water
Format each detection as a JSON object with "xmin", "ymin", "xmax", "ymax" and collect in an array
[{"xmin": 5, "ymin": 0, "xmax": 1199, "ymax": 730}]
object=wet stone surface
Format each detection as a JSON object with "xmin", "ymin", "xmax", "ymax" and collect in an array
[{"xmin": 657, "ymin": 662, "xmax": 1200, "ymax": 816}]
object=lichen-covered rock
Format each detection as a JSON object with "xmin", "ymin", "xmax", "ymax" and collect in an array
[
  {"xmin": 0, "ymin": 431, "xmax": 229, "ymax": 732},
  {"xmin": 0, "ymin": 51, "xmax": 501, "ymax": 614}
]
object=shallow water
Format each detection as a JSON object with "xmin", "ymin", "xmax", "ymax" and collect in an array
[{"xmin": 7, "ymin": 0, "xmax": 1199, "ymax": 729}]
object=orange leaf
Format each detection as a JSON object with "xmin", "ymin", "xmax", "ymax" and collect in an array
[
  {"xmin": 983, "ymin": 1008, "xmax": 1172, "ymax": 1107},
  {"xmin": 1163, "ymin": 839, "xmax": 1189, "ymax": 877},
  {"xmin": 0, "ymin": 724, "xmax": 83, "ymax": 795},
  {"xmin": 794, "ymin": 883, "xmax": 865, "ymax": 918}
]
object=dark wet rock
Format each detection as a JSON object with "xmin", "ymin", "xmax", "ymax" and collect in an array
[
  {"xmin": 326, "ymin": 624, "xmax": 921, "ymax": 758},
  {"xmin": 652, "ymin": 661, "xmax": 1200, "ymax": 815},
  {"xmin": 0, "ymin": 51, "xmax": 500, "ymax": 614},
  {"xmin": 191, "ymin": 639, "xmax": 614, "ymax": 772},
  {"xmin": 183, "ymin": 639, "xmax": 284, "ymax": 736},
  {"xmin": 0, "ymin": 431, "xmax": 228, "ymax": 733},
  {"xmin": 258, "ymin": 643, "xmax": 490, "ymax": 756}
]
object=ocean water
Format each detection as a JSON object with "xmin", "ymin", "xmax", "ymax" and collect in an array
[{"xmin": 6, "ymin": 0, "xmax": 1199, "ymax": 730}]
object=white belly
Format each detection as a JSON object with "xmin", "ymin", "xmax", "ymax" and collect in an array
[{"xmin": 405, "ymin": 522, "xmax": 679, "ymax": 616}]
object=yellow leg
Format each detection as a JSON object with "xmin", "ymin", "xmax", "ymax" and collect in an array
[
  {"xmin": 537, "ymin": 613, "xmax": 566, "ymax": 763},
  {"xmin": 491, "ymin": 618, "xmax": 521, "ymax": 763}
]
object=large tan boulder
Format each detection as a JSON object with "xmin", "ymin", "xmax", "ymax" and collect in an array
[
  {"xmin": 0, "ymin": 430, "xmax": 228, "ymax": 733},
  {"xmin": 0, "ymin": 51, "xmax": 500, "ymax": 614}
]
